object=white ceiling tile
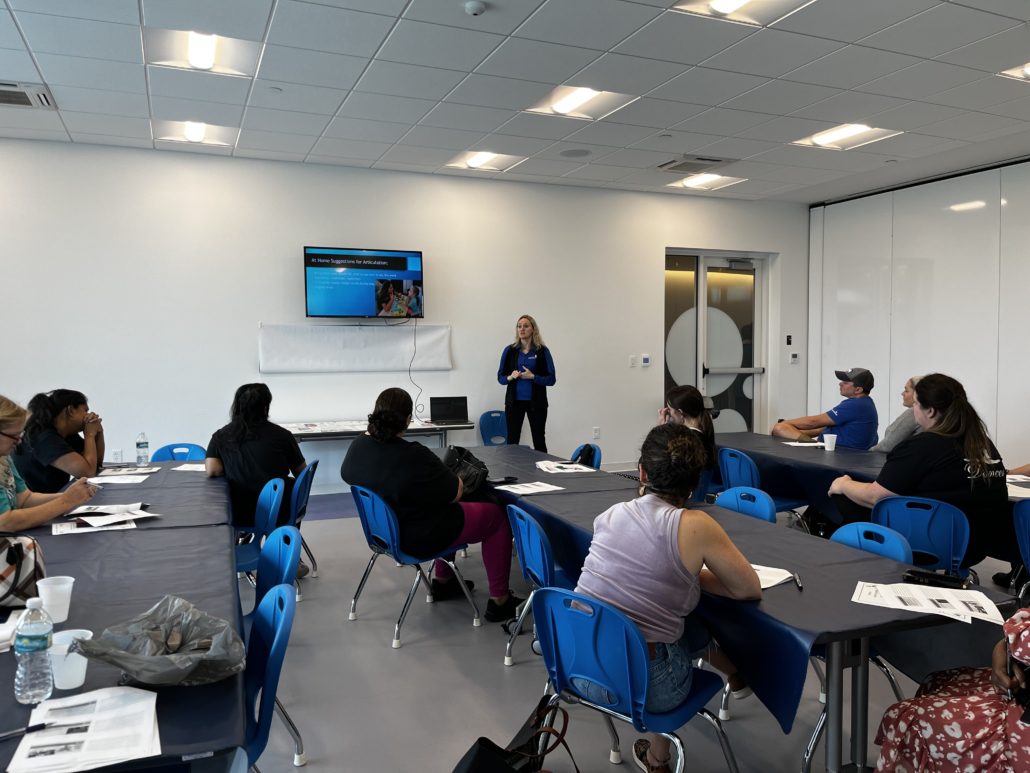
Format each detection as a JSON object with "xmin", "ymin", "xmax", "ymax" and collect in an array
[
  {"xmin": 867, "ymin": 101, "xmax": 967, "ymax": 130},
  {"xmin": 397, "ymin": 125, "xmax": 486, "ymax": 150},
  {"xmin": 338, "ymin": 92, "xmax": 435, "ymax": 123},
  {"xmin": 378, "ymin": 144, "xmax": 454, "ymax": 165},
  {"xmin": 59, "ymin": 111, "xmax": 151, "ymax": 138},
  {"xmin": 772, "ymin": 0, "xmax": 939, "ymax": 42},
  {"xmin": 242, "ymin": 106, "xmax": 331, "ymax": 136},
  {"xmin": 605, "ymin": 97, "xmax": 708, "ymax": 128},
  {"xmin": 949, "ymin": 0, "xmax": 1030, "ymax": 21},
  {"xmin": 917, "ymin": 109, "xmax": 1028, "ymax": 139},
  {"xmin": 237, "ymin": 128, "xmax": 317, "ymax": 153},
  {"xmin": 150, "ymin": 96, "xmax": 244, "ymax": 126},
  {"xmin": 235, "ymin": 148, "xmax": 309, "ymax": 162},
  {"xmin": 0, "ymin": 104, "xmax": 65, "ymax": 129},
  {"xmin": 155, "ymin": 139, "xmax": 233, "ymax": 155},
  {"xmin": 566, "ymin": 53, "xmax": 685, "ymax": 95},
  {"xmin": 0, "ymin": 126, "xmax": 68, "ymax": 141},
  {"xmin": 12, "ymin": 0, "xmax": 139, "ymax": 25},
  {"xmin": 356, "ymin": 61, "xmax": 466, "ymax": 100},
  {"xmin": 629, "ymin": 129, "xmax": 724, "ymax": 152},
  {"xmin": 858, "ymin": 4, "xmax": 1018, "ymax": 59},
  {"xmin": 267, "ymin": 1, "xmax": 392, "ymax": 58},
  {"xmin": 0, "ymin": 47, "xmax": 39, "ymax": 81},
  {"xmin": 496, "ymin": 112, "xmax": 587, "ymax": 140},
  {"xmin": 469, "ymin": 133, "xmax": 555, "ymax": 156},
  {"xmin": 16, "ymin": 12, "xmax": 142, "ymax": 62},
  {"xmin": 517, "ymin": 0, "xmax": 660, "ymax": 50},
  {"xmin": 378, "ymin": 20, "xmax": 504, "ymax": 72},
  {"xmin": 700, "ymin": 29, "xmax": 843, "ymax": 79},
  {"xmin": 70, "ymin": 133, "xmax": 151, "ymax": 148},
  {"xmin": 323, "ymin": 116, "xmax": 410, "ymax": 142},
  {"xmin": 0, "ymin": 11, "xmax": 23, "ymax": 49},
  {"xmin": 716, "ymin": 159, "xmax": 849, "ymax": 183},
  {"xmin": 561, "ymin": 163, "xmax": 634, "ymax": 181},
  {"xmin": 142, "ymin": 0, "xmax": 271, "ymax": 39},
  {"xmin": 36, "ymin": 53, "xmax": 145, "ymax": 92},
  {"xmin": 306, "ymin": 154, "xmax": 374, "ymax": 168},
  {"xmin": 593, "ymin": 146, "xmax": 674, "ymax": 168},
  {"xmin": 926, "ymin": 76, "xmax": 1030, "ymax": 110},
  {"xmin": 783, "ymin": 45, "xmax": 922, "ymax": 90},
  {"xmin": 300, "ymin": 0, "xmax": 406, "ymax": 14},
  {"xmin": 248, "ymin": 79, "xmax": 347, "ymax": 114},
  {"xmin": 856, "ymin": 61, "xmax": 984, "ymax": 100},
  {"xmin": 985, "ymin": 94, "xmax": 1030, "ymax": 120},
  {"xmin": 974, "ymin": 119, "xmax": 1030, "ymax": 141},
  {"xmin": 508, "ymin": 158, "xmax": 584, "ymax": 176},
  {"xmin": 752, "ymin": 145, "xmax": 894, "ymax": 171},
  {"xmin": 148, "ymin": 67, "xmax": 252, "ymax": 104},
  {"xmin": 311, "ymin": 136, "xmax": 391, "ymax": 159},
  {"xmin": 736, "ymin": 115, "xmax": 838, "ymax": 142},
  {"xmin": 790, "ymin": 91, "xmax": 907, "ymax": 123},
  {"xmin": 937, "ymin": 24, "xmax": 1030, "ymax": 73},
  {"xmin": 404, "ymin": 0, "xmax": 542, "ymax": 35},
  {"xmin": 420, "ymin": 102, "xmax": 515, "ymax": 132},
  {"xmin": 565, "ymin": 120, "xmax": 655, "ymax": 147},
  {"xmin": 615, "ymin": 11, "xmax": 755, "ymax": 66},
  {"xmin": 258, "ymin": 46, "xmax": 367, "ymax": 91},
  {"xmin": 533, "ymin": 140, "xmax": 618, "ymax": 161},
  {"xmin": 691, "ymin": 136, "xmax": 782, "ymax": 158},
  {"xmin": 604, "ymin": 168, "xmax": 674, "ymax": 186},
  {"xmin": 49, "ymin": 85, "xmax": 148, "ymax": 117},
  {"xmin": 478, "ymin": 38, "xmax": 600, "ymax": 85},
  {"xmin": 444, "ymin": 73, "xmax": 553, "ymax": 110},
  {"xmin": 648, "ymin": 68, "xmax": 768, "ymax": 106},
  {"xmin": 722, "ymin": 79, "xmax": 840, "ymax": 113},
  {"xmin": 855, "ymin": 131, "xmax": 966, "ymax": 158},
  {"xmin": 671, "ymin": 107, "xmax": 772, "ymax": 135}
]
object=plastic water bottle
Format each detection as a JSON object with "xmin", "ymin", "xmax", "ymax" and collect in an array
[
  {"xmin": 136, "ymin": 432, "xmax": 149, "ymax": 467},
  {"xmin": 14, "ymin": 598, "xmax": 52, "ymax": 705}
]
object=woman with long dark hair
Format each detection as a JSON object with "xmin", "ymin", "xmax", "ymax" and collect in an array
[
  {"xmin": 497, "ymin": 314, "xmax": 556, "ymax": 452},
  {"xmin": 13, "ymin": 389, "xmax": 104, "ymax": 493},
  {"xmin": 658, "ymin": 385, "xmax": 716, "ymax": 471},
  {"xmin": 206, "ymin": 383, "xmax": 306, "ymax": 528},
  {"xmin": 341, "ymin": 387, "xmax": 521, "ymax": 622}
]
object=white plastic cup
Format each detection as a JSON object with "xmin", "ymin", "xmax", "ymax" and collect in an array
[
  {"xmin": 50, "ymin": 629, "xmax": 92, "ymax": 690},
  {"xmin": 823, "ymin": 434, "xmax": 838, "ymax": 451},
  {"xmin": 37, "ymin": 576, "xmax": 74, "ymax": 623}
]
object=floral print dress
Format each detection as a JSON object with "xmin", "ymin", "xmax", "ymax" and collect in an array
[{"xmin": 875, "ymin": 610, "xmax": 1030, "ymax": 772}]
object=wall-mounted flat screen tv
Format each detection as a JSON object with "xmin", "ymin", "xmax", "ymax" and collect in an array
[{"xmin": 304, "ymin": 246, "xmax": 424, "ymax": 319}]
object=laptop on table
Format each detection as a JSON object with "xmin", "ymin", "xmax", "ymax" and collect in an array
[{"xmin": 430, "ymin": 396, "xmax": 470, "ymax": 426}]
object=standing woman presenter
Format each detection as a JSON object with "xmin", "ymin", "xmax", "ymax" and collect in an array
[{"xmin": 497, "ymin": 315, "xmax": 556, "ymax": 452}]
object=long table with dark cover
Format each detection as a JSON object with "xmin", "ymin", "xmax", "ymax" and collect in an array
[
  {"xmin": 475, "ymin": 445, "xmax": 1015, "ymax": 772},
  {"xmin": 0, "ymin": 473, "xmax": 244, "ymax": 770}
]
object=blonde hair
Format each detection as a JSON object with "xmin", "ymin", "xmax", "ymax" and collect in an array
[
  {"xmin": 0, "ymin": 395, "xmax": 29, "ymax": 432},
  {"xmin": 511, "ymin": 314, "xmax": 545, "ymax": 350}
]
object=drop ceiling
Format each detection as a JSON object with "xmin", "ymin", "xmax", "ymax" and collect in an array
[{"xmin": 2, "ymin": 0, "xmax": 1030, "ymax": 203}]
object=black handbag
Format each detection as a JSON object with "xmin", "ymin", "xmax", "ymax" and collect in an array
[
  {"xmin": 443, "ymin": 445, "xmax": 489, "ymax": 497},
  {"xmin": 452, "ymin": 695, "xmax": 579, "ymax": 773}
]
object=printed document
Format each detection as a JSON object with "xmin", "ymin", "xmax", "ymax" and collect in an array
[
  {"xmin": 171, "ymin": 464, "xmax": 206, "ymax": 472},
  {"xmin": 852, "ymin": 581, "xmax": 1004, "ymax": 625},
  {"xmin": 495, "ymin": 481, "xmax": 565, "ymax": 495},
  {"xmin": 86, "ymin": 476, "xmax": 148, "ymax": 485},
  {"xmin": 99, "ymin": 467, "xmax": 158, "ymax": 476},
  {"xmin": 69, "ymin": 504, "xmax": 146, "ymax": 516},
  {"xmin": 535, "ymin": 461, "xmax": 596, "ymax": 473}
]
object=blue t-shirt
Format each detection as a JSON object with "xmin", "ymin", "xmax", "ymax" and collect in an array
[
  {"xmin": 0, "ymin": 458, "xmax": 28, "ymax": 515},
  {"xmin": 514, "ymin": 348, "xmax": 556, "ymax": 400},
  {"xmin": 824, "ymin": 397, "xmax": 878, "ymax": 450}
]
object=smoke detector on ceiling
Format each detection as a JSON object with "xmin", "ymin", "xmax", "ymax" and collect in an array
[
  {"xmin": 0, "ymin": 82, "xmax": 56, "ymax": 109},
  {"xmin": 657, "ymin": 155, "xmax": 732, "ymax": 175}
]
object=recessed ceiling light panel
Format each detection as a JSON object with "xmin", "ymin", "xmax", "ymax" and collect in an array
[
  {"xmin": 997, "ymin": 62, "xmax": 1030, "ymax": 82},
  {"xmin": 792, "ymin": 123, "xmax": 902, "ymax": 151},
  {"xmin": 446, "ymin": 151, "xmax": 525, "ymax": 172},
  {"xmin": 948, "ymin": 200, "xmax": 986, "ymax": 212},
  {"xmin": 525, "ymin": 85, "xmax": 637, "ymax": 121},
  {"xmin": 152, "ymin": 119, "xmax": 238, "ymax": 147},
  {"xmin": 143, "ymin": 28, "xmax": 261, "ymax": 77},
  {"xmin": 667, "ymin": 173, "xmax": 747, "ymax": 191},
  {"xmin": 672, "ymin": 0, "xmax": 818, "ymax": 26}
]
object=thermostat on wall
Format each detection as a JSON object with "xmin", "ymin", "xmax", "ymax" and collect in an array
[{"xmin": 641, "ymin": 353, "xmax": 651, "ymax": 367}]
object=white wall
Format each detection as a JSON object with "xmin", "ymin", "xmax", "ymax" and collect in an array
[
  {"xmin": 2, "ymin": 139, "xmax": 809, "ymax": 489},
  {"xmin": 811, "ymin": 164, "xmax": 1030, "ymax": 463}
]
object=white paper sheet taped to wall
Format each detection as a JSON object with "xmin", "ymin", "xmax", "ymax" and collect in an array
[{"xmin": 258, "ymin": 323, "xmax": 452, "ymax": 373}]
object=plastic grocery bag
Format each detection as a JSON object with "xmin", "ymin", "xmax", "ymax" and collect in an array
[{"xmin": 70, "ymin": 595, "xmax": 245, "ymax": 686}]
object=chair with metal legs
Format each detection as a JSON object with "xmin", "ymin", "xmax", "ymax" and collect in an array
[{"xmin": 286, "ymin": 460, "xmax": 320, "ymax": 598}]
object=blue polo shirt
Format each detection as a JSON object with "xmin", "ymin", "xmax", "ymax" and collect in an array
[{"xmin": 824, "ymin": 396, "xmax": 878, "ymax": 450}]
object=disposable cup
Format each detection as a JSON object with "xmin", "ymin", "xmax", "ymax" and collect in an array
[
  {"xmin": 824, "ymin": 434, "xmax": 838, "ymax": 451},
  {"xmin": 37, "ymin": 576, "xmax": 74, "ymax": 623},
  {"xmin": 50, "ymin": 629, "xmax": 92, "ymax": 690}
]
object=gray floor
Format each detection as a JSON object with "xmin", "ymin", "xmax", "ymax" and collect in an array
[{"xmin": 250, "ymin": 516, "xmax": 1010, "ymax": 773}]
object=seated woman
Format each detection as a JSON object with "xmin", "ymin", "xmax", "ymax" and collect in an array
[
  {"xmin": 876, "ymin": 608, "xmax": 1030, "ymax": 771},
  {"xmin": 206, "ymin": 383, "xmax": 306, "ymax": 528},
  {"xmin": 13, "ymin": 389, "xmax": 104, "ymax": 493},
  {"xmin": 574, "ymin": 423, "xmax": 762, "ymax": 773},
  {"xmin": 870, "ymin": 376, "xmax": 922, "ymax": 453},
  {"xmin": 1, "ymin": 395, "xmax": 96, "ymax": 529},
  {"xmin": 828, "ymin": 373, "xmax": 1009, "ymax": 567},
  {"xmin": 341, "ymin": 387, "xmax": 520, "ymax": 622},
  {"xmin": 659, "ymin": 385, "xmax": 717, "ymax": 467}
]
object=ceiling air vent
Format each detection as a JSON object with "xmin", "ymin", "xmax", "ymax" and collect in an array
[
  {"xmin": 657, "ymin": 155, "xmax": 731, "ymax": 175},
  {"xmin": 0, "ymin": 82, "xmax": 55, "ymax": 109}
]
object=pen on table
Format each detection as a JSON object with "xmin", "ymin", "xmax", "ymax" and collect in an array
[
  {"xmin": 792, "ymin": 572, "xmax": 804, "ymax": 591},
  {"xmin": 0, "ymin": 723, "xmax": 48, "ymax": 741}
]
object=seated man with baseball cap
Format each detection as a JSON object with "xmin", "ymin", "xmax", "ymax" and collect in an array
[{"xmin": 771, "ymin": 368, "xmax": 878, "ymax": 450}]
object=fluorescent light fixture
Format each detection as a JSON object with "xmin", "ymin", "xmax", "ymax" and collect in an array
[
  {"xmin": 948, "ymin": 200, "xmax": 986, "ymax": 212},
  {"xmin": 673, "ymin": 0, "xmax": 818, "ymax": 26},
  {"xmin": 667, "ymin": 174, "xmax": 747, "ymax": 191},
  {"xmin": 793, "ymin": 123, "xmax": 902, "ymax": 151},
  {"xmin": 465, "ymin": 151, "xmax": 497, "ymax": 169},
  {"xmin": 710, "ymin": 0, "xmax": 751, "ymax": 13},
  {"xmin": 552, "ymin": 87, "xmax": 600, "ymax": 115},
  {"xmin": 446, "ymin": 151, "xmax": 525, "ymax": 172},
  {"xmin": 183, "ymin": 121, "xmax": 206, "ymax": 143},
  {"xmin": 997, "ymin": 62, "xmax": 1030, "ymax": 81},
  {"xmin": 187, "ymin": 31, "xmax": 217, "ymax": 70},
  {"xmin": 525, "ymin": 86, "xmax": 637, "ymax": 121}
]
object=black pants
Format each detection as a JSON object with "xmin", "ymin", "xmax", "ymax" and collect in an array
[{"xmin": 506, "ymin": 401, "xmax": 547, "ymax": 452}]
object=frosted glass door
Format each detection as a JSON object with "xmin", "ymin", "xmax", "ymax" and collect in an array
[{"xmin": 704, "ymin": 263, "xmax": 757, "ymax": 432}]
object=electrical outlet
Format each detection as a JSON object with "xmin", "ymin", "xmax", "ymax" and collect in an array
[
  {"xmin": 592, "ymin": 427, "xmax": 601, "ymax": 439},
  {"xmin": 641, "ymin": 353, "xmax": 651, "ymax": 367},
  {"xmin": 111, "ymin": 449, "xmax": 123, "ymax": 463}
]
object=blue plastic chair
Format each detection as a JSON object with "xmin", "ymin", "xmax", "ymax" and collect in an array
[
  {"xmin": 349, "ymin": 485, "xmax": 480, "ymax": 648},
  {"xmin": 717, "ymin": 448, "xmax": 808, "ymax": 515},
  {"xmin": 287, "ymin": 461, "xmax": 320, "ymax": 583},
  {"xmin": 570, "ymin": 443, "xmax": 602, "ymax": 469},
  {"xmin": 151, "ymin": 442, "xmax": 206, "ymax": 461},
  {"xmin": 871, "ymin": 496, "xmax": 969, "ymax": 576},
  {"xmin": 244, "ymin": 584, "xmax": 298, "ymax": 771},
  {"xmin": 533, "ymin": 588, "xmax": 740, "ymax": 773},
  {"xmin": 236, "ymin": 479, "xmax": 284, "ymax": 574},
  {"xmin": 479, "ymin": 410, "xmax": 507, "ymax": 446},
  {"xmin": 504, "ymin": 505, "xmax": 578, "ymax": 667},
  {"xmin": 830, "ymin": 523, "xmax": 913, "ymax": 564},
  {"xmin": 715, "ymin": 486, "xmax": 777, "ymax": 523},
  {"xmin": 1014, "ymin": 501, "xmax": 1030, "ymax": 599}
]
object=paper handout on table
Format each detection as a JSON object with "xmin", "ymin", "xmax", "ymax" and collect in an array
[
  {"xmin": 99, "ymin": 467, "xmax": 158, "ymax": 476},
  {"xmin": 851, "ymin": 581, "xmax": 1004, "ymax": 625},
  {"xmin": 53, "ymin": 521, "xmax": 137, "ymax": 536},
  {"xmin": 782, "ymin": 441, "xmax": 824, "ymax": 447},
  {"xmin": 171, "ymin": 463, "xmax": 206, "ymax": 472},
  {"xmin": 75, "ymin": 512, "xmax": 158, "ymax": 528},
  {"xmin": 69, "ymin": 504, "xmax": 146, "ymax": 516},
  {"xmin": 7, "ymin": 686, "xmax": 161, "ymax": 773},
  {"xmin": 535, "ymin": 461, "xmax": 596, "ymax": 473},
  {"xmin": 751, "ymin": 565, "xmax": 795, "ymax": 590},
  {"xmin": 86, "ymin": 475, "xmax": 148, "ymax": 485},
  {"xmin": 495, "ymin": 481, "xmax": 565, "ymax": 495}
]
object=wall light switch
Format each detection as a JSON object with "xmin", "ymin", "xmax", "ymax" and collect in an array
[
  {"xmin": 788, "ymin": 352, "xmax": 800, "ymax": 366},
  {"xmin": 641, "ymin": 353, "xmax": 651, "ymax": 367},
  {"xmin": 629, "ymin": 354, "xmax": 638, "ymax": 367}
]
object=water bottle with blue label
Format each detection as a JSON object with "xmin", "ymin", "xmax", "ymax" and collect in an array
[{"xmin": 14, "ymin": 598, "xmax": 53, "ymax": 704}]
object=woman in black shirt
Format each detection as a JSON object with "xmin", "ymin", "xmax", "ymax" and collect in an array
[{"xmin": 13, "ymin": 389, "xmax": 104, "ymax": 493}]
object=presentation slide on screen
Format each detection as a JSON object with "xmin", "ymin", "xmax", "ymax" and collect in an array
[{"xmin": 305, "ymin": 248, "xmax": 423, "ymax": 318}]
